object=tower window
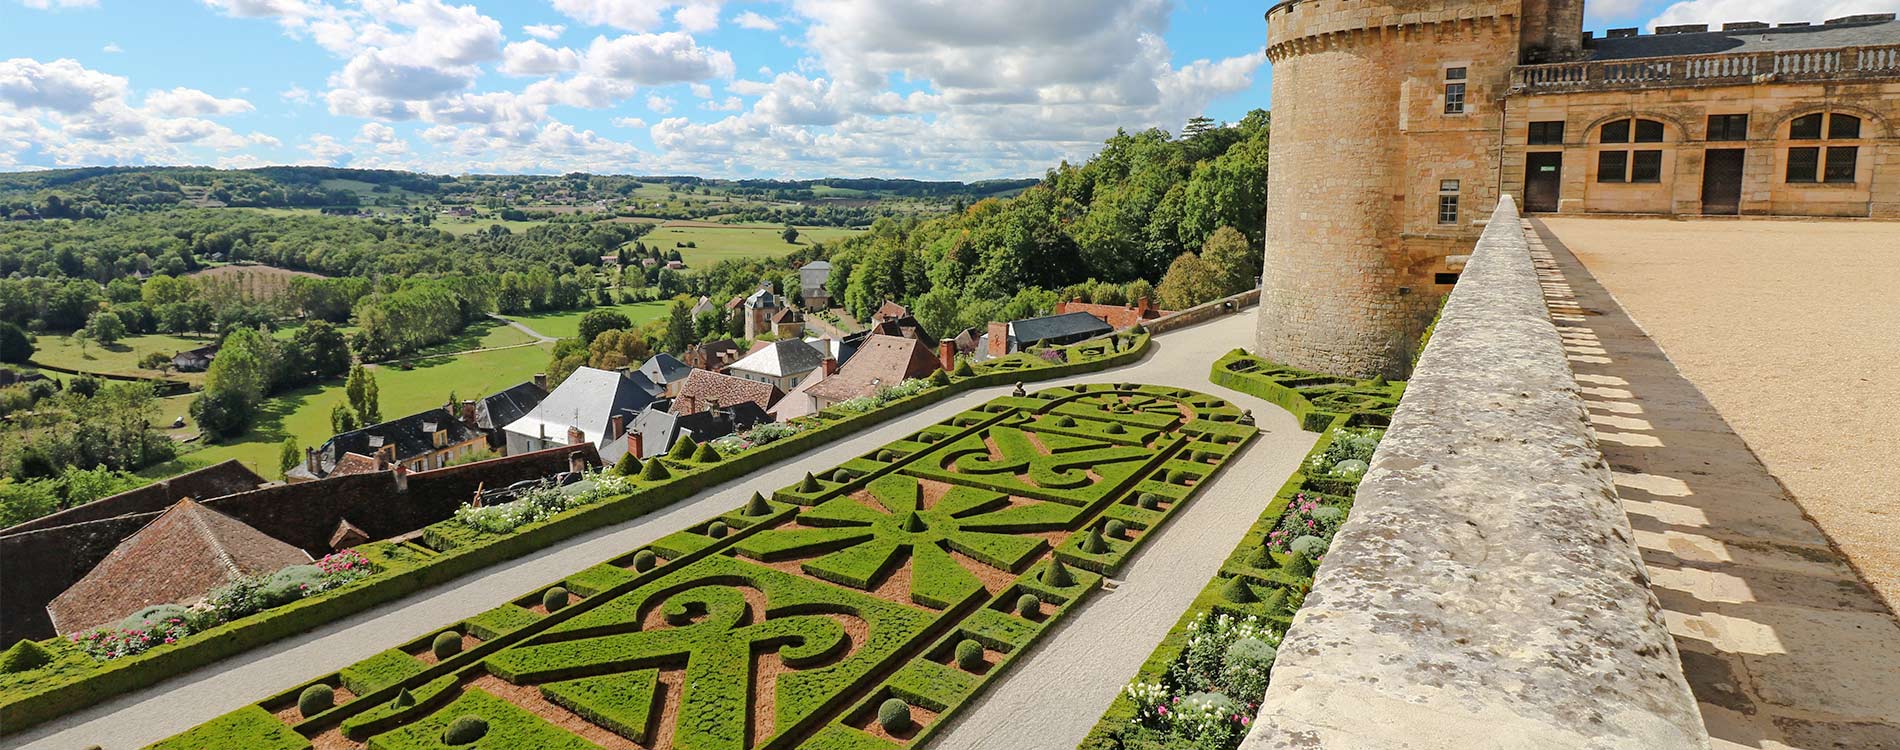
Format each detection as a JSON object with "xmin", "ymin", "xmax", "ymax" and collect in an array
[
  {"xmin": 1437, "ymin": 180, "xmax": 1460, "ymax": 225},
  {"xmin": 1707, "ymin": 114, "xmax": 1749, "ymax": 141},
  {"xmin": 1444, "ymin": 67, "xmax": 1467, "ymax": 114},
  {"xmin": 1528, "ymin": 120, "xmax": 1565, "ymax": 145}
]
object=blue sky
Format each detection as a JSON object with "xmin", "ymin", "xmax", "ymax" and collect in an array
[{"xmin": 1, "ymin": 0, "xmax": 1886, "ymax": 179}]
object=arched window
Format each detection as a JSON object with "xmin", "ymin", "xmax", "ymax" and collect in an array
[
  {"xmin": 1597, "ymin": 118, "xmax": 1666, "ymax": 183},
  {"xmin": 1785, "ymin": 112, "xmax": 1862, "ymax": 184}
]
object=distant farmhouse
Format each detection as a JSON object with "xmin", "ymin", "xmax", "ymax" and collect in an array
[
  {"xmin": 170, "ymin": 344, "xmax": 218, "ymax": 372},
  {"xmin": 798, "ymin": 260, "xmax": 832, "ymax": 309}
]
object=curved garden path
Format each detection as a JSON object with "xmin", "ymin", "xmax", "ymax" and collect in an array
[
  {"xmin": 17, "ymin": 310, "xmax": 1317, "ymax": 750},
  {"xmin": 487, "ymin": 312, "xmax": 557, "ymax": 343}
]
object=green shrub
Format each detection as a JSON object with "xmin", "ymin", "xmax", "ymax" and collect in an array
[
  {"xmin": 1042, "ymin": 558, "xmax": 1075, "ymax": 588},
  {"xmin": 1221, "ymin": 576, "xmax": 1257, "ymax": 604},
  {"xmin": 799, "ymin": 472, "xmax": 822, "ymax": 492},
  {"xmin": 743, "ymin": 492, "xmax": 771, "ymax": 516},
  {"xmin": 954, "ymin": 639, "xmax": 986, "ymax": 671},
  {"xmin": 668, "ymin": 435, "xmax": 698, "ymax": 460},
  {"xmin": 1104, "ymin": 422, "xmax": 1125, "ymax": 435},
  {"xmin": 542, "ymin": 587, "xmax": 570, "ymax": 612},
  {"xmin": 1289, "ymin": 535, "xmax": 1327, "ymax": 558},
  {"xmin": 431, "ymin": 631, "xmax": 463, "ymax": 659},
  {"xmin": 442, "ymin": 714, "xmax": 489, "ymax": 745},
  {"xmin": 0, "ymin": 639, "xmax": 52, "ymax": 673},
  {"xmin": 706, "ymin": 521, "xmax": 728, "ymax": 539},
  {"xmin": 693, "ymin": 442, "xmax": 722, "ymax": 463},
  {"xmin": 876, "ymin": 449, "xmax": 896, "ymax": 462},
  {"xmin": 929, "ymin": 369, "xmax": 951, "ymax": 386},
  {"xmin": 1311, "ymin": 506, "xmax": 1345, "ymax": 525},
  {"xmin": 1137, "ymin": 492, "xmax": 1160, "ymax": 510},
  {"xmin": 1015, "ymin": 593, "xmax": 1040, "ymax": 618},
  {"xmin": 953, "ymin": 359, "xmax": 975, "ymax": 377},
  {"xmin": 1331, "ymin": 458, "xmax": 1368, "ymax": 480},
  {"xmin": 1284, "ymin": 551, "xmax": 1316, "ymax": 578},
  {"xmin": 899, "ymin": 511, "xmax": 926, "ymax": 532},
  {"xmin": 1054, "ymin": 416, "xmax": 1076, "ymax": 427},
  {"xmin": 1080, "ymin": 527, "xmax": 1108, "ymax": 554},
  {"xmin": 632, "ymin": 549, "xmax": 658, "ymax": 572},
  {"xmin": 1223, "ymin": 637, "xmax": 1278, "ymax": 701},
  {"xmin": 613, "ymin": 452, "xmax": 639, "ymax": 476},
  {"xmin": 297, "ymin": 684, "xmax": 333, "ymax": 718},
  {"xmin": 1105, "ymin": 519, "xmax": 1127, "ymax": 540},
  {"xmin": 877, "ymin": 698, "xmax": 912, "ymax": 733},
  {"xmin": 393, "ymin": 687, "xmax": 416, "ymax": 708},
  {"xmin": 639, "ymin": 457, "xmax": 672, "ymax": 481}
]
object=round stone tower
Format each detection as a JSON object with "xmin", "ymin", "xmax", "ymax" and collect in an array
[{"xmin": 1256, "ymin": 0, "xmax": 1579, "ymax": 378}]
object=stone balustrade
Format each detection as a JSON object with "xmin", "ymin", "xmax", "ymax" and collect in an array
[
  {"xmin": 1512, "ymin": 43, "xmax": 1900, "ymax": 92},
  {"xmin": 1238, "ymin": 197, "xmax": 1709, "ymax": 749}
]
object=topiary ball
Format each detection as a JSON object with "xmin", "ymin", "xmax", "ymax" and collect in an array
[
  {"xmin": 877, "ymin": 698, "xmax": 912, "ymax": 733},
  {"xmin": 1104, "ymin": 422, "xmax": 1126, "ymax": 435},
  {"xmin": 876, "ymin": 449, "xmax": 895, "ymax": 462},
  {"xmin": 706, "ymin": 521, "xmax": 728, "ymax": 539},
  {"xmin": 442, "ymin": 714, "xmax": 489, "ymax": 745},
  {"xmin": 632, "ymin": 549, "xmax": 657, "ymax": 572},
  {"xmin": 1054, "ymin": 416, "xmax": 1076, "ymax": 428},
  {"xmin": 542, "ymin": 586, "xmax": 570, "ymax": 612},
  {"xmin": 1137, "ymin": 492, "xmax": 1160, "ymax": 510},
  {"xmin": 431, "ymin": 631, "xmax": 463, "ymax": 659},
  {"xmin": 833, "ymin": 468, "xmax": 855, "ymax": 482},
  {"xmin": 1014, "ymin": 593, "xmax": 1041, "ymax": 618},
  {"xmin": 954, "ymin": 639, "xmax": 986, "ymax": 671},
  {"xmin": 297, "ymin": 684, "xmax": 334, "ymax": 718},
  {"xmin": 1105, "ymin": 519, "xmax": 1127, "ymax": 539}
]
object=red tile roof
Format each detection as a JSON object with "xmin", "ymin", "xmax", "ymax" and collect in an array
[
  {"xmin": 45, "ymin": 499, "xmax": 310, "ymax": 634},
  {"xmin": 805, "ymin": 334, "xmax": 940, "ymax": 403},
  {"xmin": 670, "ymin": 368, "xmax": 782, "ymax": 413},
  {"xmin": 1053, "ymin": 299, "xmax": 1169, "ymax": 331}
]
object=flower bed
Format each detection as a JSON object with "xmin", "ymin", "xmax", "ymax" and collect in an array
[
  {"xmin": 146, "ymin": 382, "xmax": 1254, "ymax": 750},
  {"xmin": 1078, "ymin": 353, "xmax": 1398, "ymax": 750},
  {"xmin": 0, "ymin": 330, "xmax": 1151, "ymax": 737}
]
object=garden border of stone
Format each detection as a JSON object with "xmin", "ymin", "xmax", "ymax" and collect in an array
[
  {"xmin": 0, "ymin": 329, "xmax": 1151, "ymax": 737},
  {"xmin": 1077, "ymin": 352, "xmax": 1402, "ymax": 750},
  {"xmin": 148, "ymin": 381, "xmax": 1256, "ymax": 750}
]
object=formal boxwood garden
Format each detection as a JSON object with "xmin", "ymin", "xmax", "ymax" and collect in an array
[
  {"xmin": 1076, "ymin": 353, "xmax": 1398, "ymax": 750},
  {"xmin": 0, "ymin": 330, "xmax": 1151, "ymax": 738},
  {"xmin": 146, "ymin": 381, "xmax": 1252, "ymax": 750}
]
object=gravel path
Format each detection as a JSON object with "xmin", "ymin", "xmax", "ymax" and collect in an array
[
  {"xmin": 487, "ymin": 312, "xmax": 556, "ymax": 343},
  {"xmin": 17, "ymin": 310, "xmax": 1312, "ymax": 750},
  {"xmin": 1541, "ymin": 217, "xmax": 1900, "ymax": 613}
]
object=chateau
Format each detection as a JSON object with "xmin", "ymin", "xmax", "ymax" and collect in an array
[{"xmin": 1256, "ymin": 0, "xmax": 1900, "ymax": 377}]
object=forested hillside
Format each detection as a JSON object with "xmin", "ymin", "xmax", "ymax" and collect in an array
[{"xmin": 820, "ymin": 111, "xmax": 1269, "ymax": 337}]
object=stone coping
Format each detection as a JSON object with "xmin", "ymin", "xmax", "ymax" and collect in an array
[{"xmin": 1239, "ymin": 196, "xmax": 1708, "ymax": 749}]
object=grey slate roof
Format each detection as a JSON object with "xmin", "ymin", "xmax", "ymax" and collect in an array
[
  {"xmin": 729, "ymin": 339, "xmax": 826, "ymax": 378},
  {"xmin": 1010, "ymin": 311, "xmax": 1113, "ymax": 346},
  {"xmin": 476, "ymin": 381, "xmax": 548, "ymax": 449},
  {"xmin": 1591, "ymin": 18, "xmax": 1898, "ymax": 60},
  {"xmin": 315, "ymin": 407, "xmax": 482, "ymax": 476},
  {"xmin": 503, "ymin": 366, "xmax": 656, "ymax": 450},
  {"xmin": 637, "ymin": 353, "xmax": 693, "ymax": 387},
  {"xmin": 630, "ymin": 399, "xmax": 770, "ymax": 458}
]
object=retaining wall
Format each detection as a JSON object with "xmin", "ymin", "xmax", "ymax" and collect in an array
[
  {"xmin": 1145, "ymin": 288, "xmax": 1259, "ymax": 335},
  {"xmin": 1240, "ymin": 197, "xmax": 1708, "ymax": 749}
]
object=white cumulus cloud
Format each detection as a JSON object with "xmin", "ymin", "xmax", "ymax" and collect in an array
[
  {"xmin": 144, "ymin": 87, "xmax": 256, "ymax": 117},
  {"xmin": 500, "ymin": 40, "xmax": 581, "ymax": 76},
  {"xmin": 734, "ymin": 11, "xmax": 777, "ymax": 30},
  {"xmin": 584, "ymin": 32, "xmax": 735, "ymax": 85}
]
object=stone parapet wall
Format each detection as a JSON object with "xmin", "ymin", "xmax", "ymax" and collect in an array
[
  {"xmin": 1240, "ymin": 197, "xmax": 1708, "ymax": 749},
  {"xmin": 1145, "ymin": 288, "xmax": 1259, "ymax": 335}
]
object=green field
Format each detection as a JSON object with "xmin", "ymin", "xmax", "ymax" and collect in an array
[
  {"xmin": 29, "ymin": 332, "xmax": 215, "ymax": 384},
  {"xmin": 643, "ymin": 223, "xmax": 863, "ymax": 264},
  {"xmin": 498, "ymin": 300, "xmax": 671, "ymax": 340},
  {"xmin": 148, "ymin": 342, "xmax": 553, "ymax": 480}
]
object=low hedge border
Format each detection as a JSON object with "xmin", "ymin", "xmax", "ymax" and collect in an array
[
  {"xmin": 1209, "ymin": 348, "xmax": 1402, "ymax": 432},
  {"xmin": 0, "ymin": 331, "xmax": 1152, "ymax": 737},
  {"xmin": 1075, "ymin": 354, "xmax": 1400, "ymax": 750}
]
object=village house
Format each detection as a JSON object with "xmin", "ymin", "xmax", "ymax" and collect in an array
[
  {"xmin": 170, "ymin": 344, "xmax": 218, "ymax": 372},
  {"xmin": 976, "ymin": 311, "xmax": 1114, "ymax": 360},
  {"xmin": 779, "ymin": 334, "xmax": 942, "ymax": 418},
  {"xmin": 742, "ymin": 285, "xmax": 783, "ymax": 339},
  {"xmin": 681, "ymin": 339, "xmax": 741, "ymax": 371},
  {"xmin": 798, "ymin": 260, "xmax": 832, "ymax": 309},
  {"xmin": 288, "ymin": 406, "xmax": 489, "ymax": 481},
  {"xmin": 502, "ymin": 366, "xmax": 657, "ymax": 457},
  {"xmin": 473, "ymin": 378, "xmax": 549, "ymax": 453},
  {"xmin": 636, "ymin": 353, "xmax": 693, "ymax": 397},
  {"xmin": 629, "ymin": 396, "xmax": 771, "ymax": 459},
  {"xmin": 1053, "ymin": 297, "xmax": 1168, "ymax": 330},
  {"xmin": 670, "ymin": 368, "xmax": 781, "ymax": 413},
  {"xmin": 727, "ymin": 339, "xmax": 828, "ymax": 391}
]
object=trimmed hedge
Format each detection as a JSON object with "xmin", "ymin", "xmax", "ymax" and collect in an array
[
  {"xmin": 147, "ymin": 705, "xmax": 310, "ymax": 750},
  {"xmin": 364, "ymin": 688, "xmax": 597, "ymax": 750},
  {"xmin": 338, "ymin": 649, "xmax": 427, "ymax": 696}
]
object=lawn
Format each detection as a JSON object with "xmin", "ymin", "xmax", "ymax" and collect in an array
[
  {"xmin": 498, "ymin": 300, "xmax": 671, "ymax": 340},
  {"xmin": 146, "ymin": 342, "xmax": 553, "ymax": 480},
  {"xmin": 643, "ymin": 223, "xmax": 863, "ymax": 264},
  {"xmin": 432, "ymin": 215, "xmax": 550, "ymax": 237},
  {"xmin": 29, "ymin": 332, "xmax": 215, "ymax": 384}
]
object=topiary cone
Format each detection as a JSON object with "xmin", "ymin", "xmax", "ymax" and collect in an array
[
  {"xmin": 1284, "ymin": 551, "xmax": 1316, "ymax": 579},
  {"xmin": 1080, "ymin": 527, "xmax": 1108, "ymax": 554},
  {"xmin": 743, "ymin": 492, "xmax": 771, "ymax": 516},
  {"xmin": 668, "ymin": 435, "xmax": 697, "ymax": 460},
  {"xmin": 0, "ymin": 640, "xmax": 52, "ymax": 674},
  {"xmin": 693, "ymin": 441, "xmax": 722, "ymax": 463},
  {"xmin": 899, "ymin": 511, "xmax": 926, "ymax": 532},
  {"xmin": 798, "ymin": 472, "xmax": 822, "ymax": 492},
  {"xmin": 1042, "ymin": 558, "xmax": 1075, "ymax": 587},
  {"xmin": 612, "ymin": 452, "xmax": 640, "ymax": 476},
  {"xmin": 393, "ymin": 687, "xmax": 415, "ymax": 708},
  {"xmin": 639, "ymin": 457, "xmax": 672, "ymax": 481},
  {"xmin": 1222, "ymin": 576, "xmax": 1258, "ymax": 604}
]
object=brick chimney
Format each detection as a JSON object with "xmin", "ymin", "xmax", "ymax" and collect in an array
[
  {"xmin": 821, "ymin": 357, "xmax": 838, "ymax": 376},
  {"xmin": 373, "ymin": 446, "xmax": 389, "ymax": 471},
  {"xmin": 1135, "ymin": 296, "xmax": 1153, "ymax": 317},
  {"xmin": 392, "ymin": 464, "xmax": 408, "ymax": 492},
  {"xmin": 534, "ymin": 372, "xmax": 548, "ymax": 391},
  {"xmin": 627, "ymin": 431, "xmax": 644, "ymax": 459},
  {"xmin": 938, "ymin": 338, "xmax": 955, "ymax": 373},
  {"xmin": 568, "ymin": 450, "xmax": 587, "ymax": 475},
  {"xmin": 305, "ymin": 447, "xmax": 319, "ymax": 476},
  {"xmin": 566, "ymin": 426, "xmax": 585, "ymax": 446},
  {"xmin": 610, "ymin": 414, "xmax": 625, "ymax": 439},
  {"xmin": 460, "ymin": 400, "xmax": 478, "ymax": 427},
  {"xmin": 987, "ymin": 321, "xmax": 1010, "ymax": 358}
]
